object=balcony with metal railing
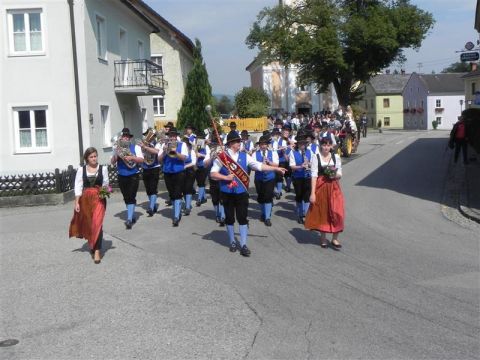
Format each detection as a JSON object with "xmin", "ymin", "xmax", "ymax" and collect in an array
[{"xmin": 114, "ymin": 59, "xmax": 167, "ymax": 95}]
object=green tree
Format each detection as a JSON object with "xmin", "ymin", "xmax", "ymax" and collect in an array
[
  {"xmin": 234, "ymin": 87, "xmax": 270, "ymax": 118},
  {"xmin": 216, "ymin": 95, "xmax": 233, "ymax": 115},
  {"xmin": 246, "ymin": 0, "xmax": 434, "ymax": 106},
  {"xmin": 441, "ymin": 62, "xmax": 470, "ymax": 73},
  {"xmin": 177, "ymin": 39, "xmax": 216, "ymax": 131}
]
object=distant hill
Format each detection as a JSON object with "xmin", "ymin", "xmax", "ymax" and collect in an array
[{"xmin": 213, "ymin": 94, "xmax": 235, "ymax": 103}]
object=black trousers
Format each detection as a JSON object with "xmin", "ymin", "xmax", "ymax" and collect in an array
[
  {"xmin": 195, "ymin": 167, "xmax": 208, "ymax": 187},
  {"xmin": 254, "ymin": 179, "xmax": 275, "ymax": 203},
  {"xmin": 221, "ymin": 192, "xmax": 249, "ymax": 225},
  {"xmin": 94, "ymin": 229, "xmax": 103, "ymax": 250},
  {"xmin": 142, "ymin": 167, "xmax": 160, "ymax": 196},
  {"xmin": 293, "ymin": 177, "xmax": 311, "ymax": 203},
  {"xmin": 276, "ymin": 161, "xmax": 291, "ymax": 182},
  {"xmin": 164, "ymin": 171, "xmax": 185, "ymax": 200},
  {"xmin": 454, "ymin": 139, "xmax": 468, "ymax": 163},
  {"xmin": 118, "ymin": 174, "xmax": 139, "ymax": 205},
  {"xmin": 184, "ymin": 167, "xmax": 195, "ymax": 195},
  {"xmin": 209, "ymin": 178, "xmax": 221, "ymax": 206},
  {"xmin": 361, "ymin": 125, "xmax": 367, "ymax": 137}
]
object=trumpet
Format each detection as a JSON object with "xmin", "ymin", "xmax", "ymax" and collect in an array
[
  {"xmin": 111, "ymin": 134, "xmax": 136, "ymax": 169},
  {"xmin": 166, "ymin": 140, "xmax": 177, "ymax": 157}
]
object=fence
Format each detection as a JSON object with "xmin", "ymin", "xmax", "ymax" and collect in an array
[
  {"xmin": 221, "ymin": 117, "xmax": 268, "ymax": 133},
  {"xmin": 0, "ymin": 165, "xmax": 138, "ymax": 197}
]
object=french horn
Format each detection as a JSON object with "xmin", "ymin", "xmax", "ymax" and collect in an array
[{"xmin": 111, "ymin": 133, "xmax": 136, "ymax": 169}]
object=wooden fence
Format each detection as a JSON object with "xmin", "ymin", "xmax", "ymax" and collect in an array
[{"xmin": 154, "ymin": 117, "xmax": 269, "ymax": 134}]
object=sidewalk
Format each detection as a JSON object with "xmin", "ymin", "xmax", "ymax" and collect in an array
[{"xmin": 459, "ymin": 146, "xmax": 480, "ymax": 223}]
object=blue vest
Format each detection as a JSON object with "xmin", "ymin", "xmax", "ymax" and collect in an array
[
  {"xmin": 309, "ymin": 143, "xmax": 318, "ymax": 154},
  {"xmin": 117, "ymin": 144, "xmax": 139, "ymax": 176},
  {"xmin": 292, "ymin": 149, "xmax": 312, "ymax": 179},
  {"xmin": 188, "ymin": 134, "xmax": 196, "ymax": 143},
  {"xmin": 254, "ymin": 150, "xmax": 275, "ymax": 182},
  {"xmin": 277, "ymin": 138, "xmax": 291, "ymax": 162},
  {"xmin": 196, "ymin": 148, "xmax": 206, "ymax": 168},
  {"xmin": 220, "ymin": 151, "xmax": 247, "ymax": 194},
  {"xmin": 244, "ymin": 140, "xmax": 253, "ymax": 152},
  {"xmin": 185, "ymin": 149, "xmax": 192, "ymax": 165},
  {"xmin": 163, "ymin": 142, "xmax": 185, "ymax": 174}
]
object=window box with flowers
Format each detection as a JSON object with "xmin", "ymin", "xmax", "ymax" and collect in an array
[
  {"xmin": 416, "ymin": 108, "xmax": 424, "ymax": 114},
  {"xmin": 434, "ymin": 108, "xmax": 444, "ymax": 113},
  {"xmin": 410, "ymin": 108, "xmax": 416, "ymax": 114},
  {"xmin": 403, "ymin": 108, "xmax": 409, "ymax": 113}
]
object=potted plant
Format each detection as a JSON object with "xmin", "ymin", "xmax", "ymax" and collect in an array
[
  {"xmin": 432, "ymin": 120, "xmax": 438, "ymax": 130},
  {"xmin": 377, "ymin": 120, "xmax": 382, "ymax": 133}
]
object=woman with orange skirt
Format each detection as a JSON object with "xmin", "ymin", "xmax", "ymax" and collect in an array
[
  {"xmin": 304, "ymin": 137, "xmax": 344, "ymax": 249},
  {"xmin": 69, "ymin": 147, "xmax": 109, "ymax": 263}
]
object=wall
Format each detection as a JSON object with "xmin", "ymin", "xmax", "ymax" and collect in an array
[
  {"xmin": 464, "ymin": 76, "xmax": 480, "ymax": 110},
  {"xmin": 403, "ymin": 74, "xmax": 428, "ymax": 130},
  {"xmin": 427, "ymin": 94, "xmax": 465, "ymax": 130},
  {"xmin": 1, "ymin": 0, "xmax": 80, "ymax": 175},
  {"xmin": 375, "ymin": 94, "xmax": 404, "ymax": 129}
]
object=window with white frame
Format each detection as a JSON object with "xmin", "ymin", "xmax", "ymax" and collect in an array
[
  {"xmin": 383, "ymin": 117, "xmax": 390, "ymax": 126},
  {"xmin": 436, "ymin": 116, "xmax": 442, "ymax": 125},
  {"xmin": 138, "ymin": 40, "xmax": 144, "ymax": 59},
  {"xmin": 95, "ymin": 14, "xmax": 107, "ymax": 60},
  {"xmin": 153, "ymin": 96, "xmax": 165, "ymax": 116},
  {"xmin": 13, "ymin": 106, "xmax": 49, "ymax": 152},
  {"xmin": 7, "ymin": 9, "xmax": 44, "ymax": 55},
  {"xmin": 151, "ymin": 55, "xmax": 163, "ymax": 74},
  {"xmin": 435, "ymin": 99, "xmax": 441, "ymax": 108},
  {"xmin": 100, "ymin": 105, "xmax": 111, "ymax": 146}
]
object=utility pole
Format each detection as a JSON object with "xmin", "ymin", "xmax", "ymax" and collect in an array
[{"xmin": 417, "ymin": 62, "xmax": 423, "ymax": 73}]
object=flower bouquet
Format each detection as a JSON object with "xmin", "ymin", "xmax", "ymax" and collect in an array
[
  {"xmin": 227, "ymin": 179, "xmax": 238, "ymax": 189},
  {"xmin": 323, "ymin": 166, "xmax": 337, "ymax": 179},
  {"xmin": 98, "ymin": 185, "xmax": 113, "ymax": 199}
]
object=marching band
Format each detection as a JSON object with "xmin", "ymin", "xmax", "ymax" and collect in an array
[{"xmin": 107, "ymin": 109, "xmax": 348, "ymax": 256}]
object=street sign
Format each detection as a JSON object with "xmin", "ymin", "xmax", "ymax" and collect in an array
[
  {"xmin": 465, "ymin": 41, "xmax": 475, "ymax": 51},
  {"xmin": 460, "ymin": 52, "xmax": 479, "ymax": 62}
]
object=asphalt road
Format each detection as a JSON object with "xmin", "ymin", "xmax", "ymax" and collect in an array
[{"xmin": 1, "ymin": 130, "xmax": 479, "ymax": 359}]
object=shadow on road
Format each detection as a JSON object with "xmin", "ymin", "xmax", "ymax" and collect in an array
[
  {"xmin": 72, "ymin": 239, "xmax": 116, "ymax": 256},
  {"xmin": 193, "ymin": 229, "xmax": 230, "ymax": 249},
  {"xmin": 113, "ymin": 210, "xmax": 143, "ymax": 222},
  {"xmin": 356, "ymin": 138, "xmax": 448, "ymax": 203},
  {"xmin": 290, "ymin": 228, "xmax": 321, "ymax": 246}
]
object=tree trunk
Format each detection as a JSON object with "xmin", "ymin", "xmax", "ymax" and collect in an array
[{"xmin": 332, "ymin": 78, "xmax": 353, "ymax": 107}]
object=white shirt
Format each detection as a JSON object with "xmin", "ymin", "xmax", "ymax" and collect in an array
[
  {"xmin": 310, "ymin": 153, "xmax": 342, "ymax": 178},
  {"xmin": 210, "ymin": 148, "xmax": 264, "ymax": 173},
  {"xmin": 255, "ymin": 149, "xmax": 279, "ymax": 165},
  {"xmin": 185, "ymin": 149, "xmax": 197, "ymax": 168},
  {"xmin": 74, "ymin": 165, "xmax": 109, "ymax": 197}
]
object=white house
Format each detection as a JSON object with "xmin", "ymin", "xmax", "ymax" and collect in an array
[
  {"xmin": 246, "ymin": 59, "xmax": 338, "ymax": 116},
  {"xmin": 1, "ymin": 0, "xmax": 166, "ymax": 175},
  {"xmin": 403, "ymin": 73, "xmax": 465, "ymax": 130}
]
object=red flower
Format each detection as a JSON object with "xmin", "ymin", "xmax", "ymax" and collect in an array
[{"xmin": 227, "ymin": 179, "xmax": 238, "ymax": 189}]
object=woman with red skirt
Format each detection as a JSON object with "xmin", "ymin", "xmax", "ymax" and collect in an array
[
  {"xmin": 69, "ymin": 147, "xmax": 109, "ymax": 263},
  {"xmin": 304, "ymin": 137, "xmax": 344, "ymax": 249}
]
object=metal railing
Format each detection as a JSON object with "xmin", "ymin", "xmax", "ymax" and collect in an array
[{"xmin": 114, "ymin": 59, "xmax": 167, "ymax": 94}]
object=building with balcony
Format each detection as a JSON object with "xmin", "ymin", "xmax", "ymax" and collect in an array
[
  {"xmin": 403, "ymin": 73, "xmax": 465, "ymax": 130},
  {"xmin": 0, "ymin": 0, "xmax": 167, "ymax": 174}
]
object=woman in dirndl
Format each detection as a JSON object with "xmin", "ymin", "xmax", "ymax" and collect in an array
[
  {"xmin": 69, "ymin": 147, "xmax": 109, "ymax": 263},
  {"xmin": 304, "ymin": 137, "xmax": 344, "ymax": 249}
]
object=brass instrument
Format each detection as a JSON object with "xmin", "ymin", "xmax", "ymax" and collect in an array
[
  {"xmin": 166, "ymin": 140, "xmax": 178, "ymax": 157},
  {"xmin": 111, "ymin": 134, "xmax": 136, "ymax": 169},
  {"xmin": 301, "ymin": 149, "xmax": 311, "ymax": 174},
  {"xmin": 196, "ymin": 138, "xmax": 206, "ymax": 152},
  {"xmin": 138, "ymin": 128, "xmax": 158, "ymax": 166}
]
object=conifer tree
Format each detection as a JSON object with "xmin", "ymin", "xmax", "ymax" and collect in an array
[{"xmin": 177, "ymin": 39, "xmax": 215, "ymax": 132}]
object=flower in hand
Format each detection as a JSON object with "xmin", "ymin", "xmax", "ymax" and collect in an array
[
  {"xmin": 323, "ymin": 166, "xmax": 337, "ymax": 179},
  {"xmin": 227, "ymin": 179, "xmax": 238, "ymax": 189},
  {"xmin": 98, "ymin": 185, "xmax": 113, "ymax": 199}
]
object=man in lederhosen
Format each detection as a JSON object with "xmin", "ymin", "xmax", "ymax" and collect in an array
[
  {"xmin": 159, "ymin": 127, "xmax": 188, "ymax": 227},
  {"xmin": 205, "ymin": 136, "xmax": 225, "ymax": 225},
  {"xmin": 253, "ymin": 135, "xmax": 279, "ymax": 227},
  {"xmin": 184, "ymin": 124, "xmax": 197, "ymax": 146},
  {"xmin": 210, "ymin": 131, "xmax": 285, "ymax": 256},
  {"xmin": 139, "ymin": 128, "xmax": 162, "ymax": 217},
  {"xmin": 273, "ymin": 124, "xmax": 294, "ymax": 198},
  {"xmin": 111, "ymin": 128, "xmax": 144, "ymax": 229}
]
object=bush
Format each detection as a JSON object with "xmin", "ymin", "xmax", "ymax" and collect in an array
[
  {"xmin": 432, "ymin": 120, "xmax": 438, "ymax": 130},
  {"xmin": 234, "ymin": 87, "xmax": 269, "ymax": 118}
]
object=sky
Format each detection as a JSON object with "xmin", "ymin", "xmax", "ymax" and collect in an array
[{"xmin": 144, "ymin": 0, "xmax": 478, "ymax": 96}]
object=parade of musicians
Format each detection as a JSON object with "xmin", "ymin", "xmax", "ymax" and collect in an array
[{"xmin": 1, "ymin": 0, "xmax": 479, "ymax": 359}]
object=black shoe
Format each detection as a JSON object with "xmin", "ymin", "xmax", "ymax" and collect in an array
[
  {"xmin": 219, "ymin": 218, "xmax": 225, "ymax": 227},
  {"xmin": 172, "ymin": 218, "xmax": 180, "ymax": 227},
  {"xmin": 264, "ymin": 219, "xmax": 272, "ymax": 227},
  {"xmin": 201, "ymin": 198, "xmax": 207, "ymax": 204},
  {"xmin": 125, "ymin": 220, "xmax": 133, "ymax": 229},
  {"xmin": 297, "ymin": 217, "xmax": 304, "ymax": 224},
  {"xmin": 215, "ymin": 216, "xmax": 221, "ymax": 223},
  {"xmin": 147, "ymin": 209, "xmax": 154, "ymax": 217},
  {"xmin": 184, "ymin": 208, "xmax": 191, "ymax": 216},
  {"xmin": 240, "ymin": 245, "xmax": 251, "ymax": 257},
  {"xmin": 260, "ymin": 215, "xmax": 265, "ymax": 222},
  {"xmin": 275, "ymin": 193, "xmax": 281, "ymax": 200},
  {"xmin": 331, "ymin": 240, "xmax": 342, "ymax": 250},
  {"xmin": 196, "ymin": 201, "xmax": 201, "ymax": 207},
  {"xmin": 285, "ymin": 187, "xmax": 291, "ymax": 193},
  {"xmin": 165, "ymin": 200, "xmax": 172, "ymax": 206},
  {"xmin": 229, "ymin": 242, "xmax": 237, "ymax": 252},
  {"xmin": 320, "ymin": 239, "xmax": 328, "ymax": 248},
  {"xmin": 132, "ymin": 216, "xmax": 137, "ymax": 224},
  {"xmin": 153, "ymin": 205, "xmax": 158, "ymax": 213}
]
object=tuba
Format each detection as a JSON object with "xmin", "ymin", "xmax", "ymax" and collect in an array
[
  {"xmin": 112, "ymin": 134, "xmax": 136, "ymax": 169},
  {"xmin": 138, "ymin": 128, "xmax": 158, "ymax": 166}
]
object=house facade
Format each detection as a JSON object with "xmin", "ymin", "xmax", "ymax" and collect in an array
[
  {"xmin": 403, "ymin": 73, "xmax": 465, "ymax": 130},
  {"xmin": 246, "ymin": 59, "xmax": 339, "ymax": 116},
  {"xmin": 1, "ymin": 0, "xmax": 165, "ymax": 175},
  {"xmin": 357, "ymin": 74, "xmax": 410, "ymax": 129},
  {"xmin": 149, "ymin": 17, "xmax": 194, "ymax": 127},
  {"xmin": 463, "ymin": 0, "xmax": 480, "ymax": 110}
]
